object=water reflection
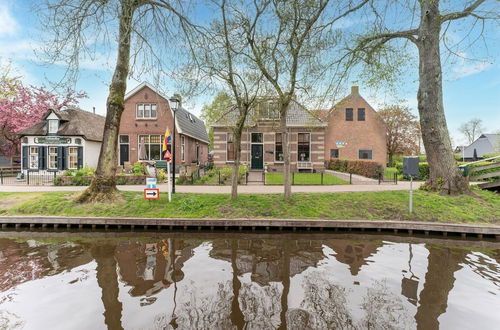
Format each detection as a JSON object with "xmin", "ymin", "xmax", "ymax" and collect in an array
[{"xmin": 0, "ymin": 233, "xmax": 499, "ymax": 329}]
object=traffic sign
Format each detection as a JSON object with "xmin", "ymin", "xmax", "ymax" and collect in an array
[
  {"xmin": 146, "ymin": 177, "xmax": 157, "ymax": 189},
  {"xmin": 144, "ymin": 188, "xmax": 160, "ymax": 199}
]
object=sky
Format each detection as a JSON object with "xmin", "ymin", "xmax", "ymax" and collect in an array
[{"xmin": 0, "ymin": 0, "xmax": 499, "ymax": 147}]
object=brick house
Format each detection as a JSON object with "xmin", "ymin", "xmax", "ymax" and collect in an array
[
  {"xmin": 212, "ymin": 100, "xmax": 327, "ymax": 172},
  {"xmin": 324, "ymin": 86, "xmax": 387, "ymax": 167},
  {"xmin": 119, "ymin": 82, "xmax": 209, "ymax": 168},
  {"xmin": 18, "ymin": 108, "xmax": 105, "ymax": 173}
]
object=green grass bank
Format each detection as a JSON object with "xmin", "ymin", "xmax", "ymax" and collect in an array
[{"xmin": 0, "ymin": 189, "xmax": 499, "ymax": 224}]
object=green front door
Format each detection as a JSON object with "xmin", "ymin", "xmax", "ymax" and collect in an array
[{"xmin": 251, "ymin": 144, "xmax": 264, "ymax": 170}]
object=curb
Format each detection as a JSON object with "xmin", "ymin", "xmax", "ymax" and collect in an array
[{"xmin": 0, "ymin": 216, "xmax": 499, "ymax": 240}]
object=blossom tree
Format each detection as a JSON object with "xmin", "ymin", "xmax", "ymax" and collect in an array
[{"xmin": 0, "ymin": 77, "xmax": 86, "ymax": 156}]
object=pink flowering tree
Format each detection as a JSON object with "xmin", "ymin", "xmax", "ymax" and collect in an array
[{"xmin": 0, "ymin": 78, "xmax": 86, "ymax": 156}]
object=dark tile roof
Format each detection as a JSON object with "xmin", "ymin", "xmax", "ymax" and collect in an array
[
  {"xmin": 212, "ymin": 100, "xmax": 326, "ymax": 127},
  {"xmin": 176, "ymin": 106, "xmax": 209, "ymax": 143},
  {"xmin": 18, "ymin": 108, "xmax": 106, "ymax": 142}
]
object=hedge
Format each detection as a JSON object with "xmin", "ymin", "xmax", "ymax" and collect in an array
[
  {"xmin": 395, "ymin": 161, "xmax": 429, "ymax": 180},
  {"xmin": 327, "ymin": 159, "xmax": 383, "ymax": 178}
]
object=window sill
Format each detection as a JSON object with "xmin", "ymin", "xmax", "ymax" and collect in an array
[{"xmin": 135, "ymin": 118, "xmax": 158, "ymax": 121}]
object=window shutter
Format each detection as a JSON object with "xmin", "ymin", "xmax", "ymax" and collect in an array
[
  {"xmin": 22, "ymin": 146, "xmax": 28, "ymax": 169},
  {"xmin": 38, "ymin": 146, "xmax": 47, "ymax": 170},
  {"xmin": 57, "ymin": 147, "xmax": 64, "ymax": 170},
  {"xmin": 63, "ymin": 147, "xmax": 68, "ymax": 170},
  {"xmin": 77, "ymin": 147, "xmax": 83, "ymax": 169}
]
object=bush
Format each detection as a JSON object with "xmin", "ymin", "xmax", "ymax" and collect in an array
[
  {"xmin": 327, "ymin": 159, "xmax": 383, "ymax": 178},
  {"xmin": 63, "ymin": 166, "xmax": 95, "ymax": 177},
  {"xmin": 71, "ymin": 176, "xmax": 91, "ymax": 186},
  {"xmin": 132, "ymin": 162, "xmax": 147, "ymax": 175},
  {"xmin": 156, "ymin": 169, "xmax": 168, "ymax": 183}
]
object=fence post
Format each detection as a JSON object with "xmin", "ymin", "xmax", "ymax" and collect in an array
[
  {"xmin": 218, "ymin": 170, "xmax": 221, "ymax": 185},
  {"xmin": 292, "ymin": 172, "xmax": 294, "ymax": 185},
  {"xmin": 246, "ymin": 172, "xmax": 248, "ymax": 185},
  {"xmin": 0, "ymin": 169, "xmax": 3, "ymax": 185},
  {"xmin": 349, "ymin": 173, "xmax": 352, "ymax": 184},
  {"xmin": 378, "ymin": 172, "xmax": 381, "ymax": 185},
  {"xmin": 394, "ymin": 173, "xmax": 397, "ymax": 185},
  {"xmin": 191, "ymin": 173, "xmax": 194, "ymax": 184},
  {"xmin": 262, "ymin": 172, "xmax": 265, "ymax": 184},
  {"xmin": 321, "ymin": 172, "xmax": 324, "ymax": 185},
  {"xmin": 27, "ymin": 171, "xmax": 30, "ymax": 185}
]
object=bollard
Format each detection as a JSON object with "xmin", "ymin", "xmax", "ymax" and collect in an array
[
  {"xmin": 0, "ymin": 169, "xmax": 3, "ymax": 185},
  {"xmin": 349, "ymin": 173, "xmax": 352, "ymax": 184},
  {"xmin": 292, "ymin": 172, "xmax": 294, "ymax": 185},
  {"xmin": 378, "ymin": 172, "xmax": 381, "ymax": 185},
  {"xmin": 27, "ymin": 171, "xmax": 30, "ymax": 185},
  {"xmin": 218, "ymin": 171, "xmax": 221, "ymax": 184},
  {"xmin": 321, "ymin": 172, "xmax": 324, "ymax": 185}
]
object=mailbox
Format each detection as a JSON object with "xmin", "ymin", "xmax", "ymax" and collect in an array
[{"xmin": 403, "ymin": 157, "xmax": 419, "ymax": 178}]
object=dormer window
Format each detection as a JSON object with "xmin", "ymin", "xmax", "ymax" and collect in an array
[{"xmin": 48, "ymin": 120, "xmax": 59, "ymax": 134}]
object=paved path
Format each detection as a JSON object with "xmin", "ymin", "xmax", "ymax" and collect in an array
[{"xmin": 0, "ymin": 182, "xmax": 424, "ymax": 193}]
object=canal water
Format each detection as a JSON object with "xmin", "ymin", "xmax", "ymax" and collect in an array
[{"xmin": 0, "ymin": 232, "xmax": 499, "ymax": 330}]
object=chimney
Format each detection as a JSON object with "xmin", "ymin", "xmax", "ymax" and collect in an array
[
  {"xmin": 351, "ymin": 86, "xmax": 359, "ymax": 95},
  {"xmin": 93, "ymin": 107, "xmax": 95, "ymax": 114}
]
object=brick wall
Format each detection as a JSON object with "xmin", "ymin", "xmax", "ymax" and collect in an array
[
  {"xmin": 324, "ymin": 87, "xmax": 387, "ymax": 167},
  {"xmin": 119, "ymin": 85, "xmax": 208, "ymax": 165}
]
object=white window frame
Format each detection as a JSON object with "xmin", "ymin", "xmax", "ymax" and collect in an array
[
  {"xmin": 138, "ymin": 134, "xmax": 164, "ymax": 161},
  {"xmin": 48, "ymin": 146, "xmax": 58, "ymax": 169},
  {"xmin": 136, "ymin": 103, "xmax": 157, "ymax": 119},
  {"xmin": 29, "ymin": 147, "xmax": 39, "ymax": 169},
  {"xmin": 69, "ymin": 147, "xmax": 78, "ymax": 169},
  {"xmin": 226, "ymin": 132, "xmax": 235, "ymax": 163},
  {"xmin": 297, "ymin": 132, "xmax": 311, "ymax": 162},
  {"xmin": 48, "ymin": 120, "xmax": 59, "ymax": 133}
]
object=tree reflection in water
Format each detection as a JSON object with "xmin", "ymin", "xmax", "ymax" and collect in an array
[{"xmin": 0, "ymin": 235, "xmax": 499, "ymax": 330}]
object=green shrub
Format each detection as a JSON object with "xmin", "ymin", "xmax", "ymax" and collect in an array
[
  {"xmin": 71, "ymin": 176, "xmax": 91, "ymax": 186},
  {"xmin": 117, "ymin": 175, "xmax": 127, "ymax": 185},
  {"xmin": 133, "ymin": 162, "xmax": 147, "ymax": 175},
  {"xmin": 327, "ymin": 159, "xmax": 383, "ymax": 178},
  {"xmin": 395, "ymin": 161, "xmax": 429, "ymax": 180},
  {"xmin": 63, "ymin": 167, "xmax": 95, "ymax": 177},
  {"xmin": 156, "ymin": 169, "xmax": 168, "ymax": 183}
]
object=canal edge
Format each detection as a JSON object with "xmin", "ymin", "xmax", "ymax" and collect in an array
[{"xmin": 0, "ymin": 216, "xmax": 499, "ymax": 240}]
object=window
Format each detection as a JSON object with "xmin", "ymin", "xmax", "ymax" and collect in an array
[
  {"xmin": 181, "ymin": 136, "xmax": 185, "ymax": 162},
  {"xmin": 48, "ymin": 147, "xmax": 58, "ymax": 169},
  {"xmin": 358, "ymin": 108, "xmax": 365, "ymax": 121},
  {"xmin": 359, "ymin": 149, "xmax": 372, "ymax": 160},
  {"xmin": 136, "ymin": 103, "xmax": 157, "ymax": 119},
  {"xmin": 345, "ymin": 108, "xmax": 353, "ymax": 121},
  {"xmin": 48, "ymin": 120, "xmax": 59, "ymax": 133},
  {"xmin": 138, "ymin": 135, "xmax": 164, "ymax": 160},
  {"xmin": 227, "ymin": 133, "xmax": 235, "ymax": 161},
  {"xmin": 119, "ymin": 135, "xmax": 129, "ymax": 143},
  {"xmin": 29, "ymin": 147, "xmax": 38, "ymax": 169},
  {"xmin": 257, "ymin": 101, "xmax": 280, "ymax": 119},
  {"xmin": 69, "ymin": 147, "xmax": 78, "ymax": 169},
  {"xmin": 297, "ymin": 133, "xmax": 310, "ymax": 161},
  {"xmin": 330, "ymin": 149, "xmax": 339, "ymax": 158},
  {"xmin": 275, "ymin": 133, "xmax": 283, "ymax": 162},
  {"xmin": 251, "ymin": 133, "xmax": 263, "ymax": 143}
]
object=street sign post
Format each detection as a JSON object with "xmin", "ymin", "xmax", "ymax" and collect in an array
[
  {"xmin": 146, "ymin": 177, "xmax": 157, "ymax": 189},
  {"xmin": 144, "ymin": 188, "xmax": 160, "ymax": 200},
  {"xmin": 164, "ymin": 150, "xmax": 172, "ymax": 202}
]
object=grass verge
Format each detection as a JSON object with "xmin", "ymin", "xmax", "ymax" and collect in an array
[
  {"xmin": 0, "ymin": 189, "xmax": 499, "ymax": 224},
  {"xmin": 265, "ymin": 173, "xmax": 349, "ymax": 185}
]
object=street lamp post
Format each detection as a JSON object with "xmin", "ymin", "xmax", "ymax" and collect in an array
[{"xmin": 169, "ymin": 97, "xmax": 180, "ymax": 194}]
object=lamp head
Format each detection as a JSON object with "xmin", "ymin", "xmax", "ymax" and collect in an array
[{"xmin": 169, "ymin": 97, "xmax": 180, "ymax": 112}]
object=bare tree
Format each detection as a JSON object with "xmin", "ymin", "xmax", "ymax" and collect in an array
[
  {"xmin": 459, "ymin": 118, "xmax": 484, "ymax": 145},
  {"xmin": 240, "ymin": 0, "xmax": 369, "ymax": 200},
  {"xmin": 39, "ymin": 0, "xmax": 185, "ymax": 202},
  {"xmin": 378, "ymin": 105, "xmax": 421, "ymax": 166},
  {"xmin": 179, "ymin": 0, "xmax": 265, "ymax": 200},
  {"xmin": 350, "ymin": 0, "xmax": 499, "ymax": 194}
]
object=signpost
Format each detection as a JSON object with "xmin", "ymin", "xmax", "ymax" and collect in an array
[
  {"xmin": 146, "ymin": 177, "xmax": 157, "ymax": 189},
  {"xmin": 164, "ymin": 150, "xmax": 172, "ymax": 202},
  {"xmin": 144, "ymin": 188, "xmax": 160, "ymax": 199}
]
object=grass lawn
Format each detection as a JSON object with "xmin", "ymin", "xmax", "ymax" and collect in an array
[
  {"xmin": 266, "ymin": 173, "xmax": 349, "ymax": 185},
  {"xmin": 0, "ymin": 188, "xmax": 499, "ymax": 224}
]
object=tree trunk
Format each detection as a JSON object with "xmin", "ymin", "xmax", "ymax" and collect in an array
[
  {"xmin": 78, "ymin": 2, "xmax": 135, "ymax": 203},
  {"xmin": 231, "ymin": 131, "xmax": 242, "ymax": 200},
  {"xmin": 388, "ymin": 152, "xmax": 394, "ymax": 167},
  {"xmin": 416, "ymin": 0, "xmax": 469, "ymax": 195},
  {"xmin": 281, "ymin": 115, "xmax": 291, "ymax": 200}
]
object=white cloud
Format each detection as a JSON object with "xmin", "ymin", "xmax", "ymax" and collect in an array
[
  {"xmin": 0, "ymin": 3, "xmax": 19, "ymax": 37},
  {"xmin": 450, "ymin": 52, "xmax": 494, "ymax": 79}
]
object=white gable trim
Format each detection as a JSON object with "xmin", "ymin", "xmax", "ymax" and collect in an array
[{"xmin": 124, "ymin": 82, "xmax": 170, "ymax": 102}]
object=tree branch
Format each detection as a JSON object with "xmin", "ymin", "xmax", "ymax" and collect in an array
[{"xmin": 440, "ymin": 0, "xmax": 488, "ymax": 22}]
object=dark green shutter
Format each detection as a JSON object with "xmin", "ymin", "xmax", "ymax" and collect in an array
[
  {"xmin": 57, "ymin": 147, "xmax": 64, "ymax": 170},
  {"xmin": 77, "ymin": 147, "xmax": 83, "ymax": 169},
  {"xmin": 22, "ymin": 146, "xmax": 28, "ymax": 169},
  {"xmin": 63, "ymin": 147, "xmax": 68, "ymax": 170},
  {"xmin": 38, "ymin": 146, "xmax": 47, "ymax": 170}
]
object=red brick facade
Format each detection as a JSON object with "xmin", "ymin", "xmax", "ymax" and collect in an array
[
  {"xmin": 119, "ymin": 84, "xmax": 208, "ymax": 166},
  {"xmin": 324, "ymin": 86, "xmax": 387, "ymax": 167}
]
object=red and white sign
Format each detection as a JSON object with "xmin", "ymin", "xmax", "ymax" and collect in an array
[{"xmin": 144, "ymin": 188, "xmax": 160, "ymax": 199}]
